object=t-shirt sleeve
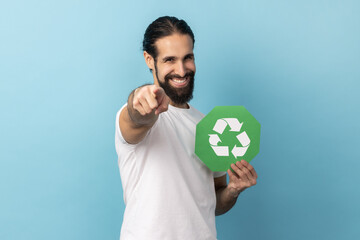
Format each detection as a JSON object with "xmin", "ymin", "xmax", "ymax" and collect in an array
[
  {"xmin": 115, "ymin": 104, "xmax": 135, "ymax": 156},
  {"xmin": 116, "ymin": 104, "xmax": 127, "ymax": 142},
  {"xmin": 213, "ymin": 171, "xmax": 226, "ymax": 178}
]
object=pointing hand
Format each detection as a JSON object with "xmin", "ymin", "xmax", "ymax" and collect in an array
[{"xmin": 133, "ymin": 85, "xmax": 170, "ymax": 116}]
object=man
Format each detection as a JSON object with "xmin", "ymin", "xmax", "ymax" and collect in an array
[{"xmin": 115, "ymin": 16, "xmax": 257, "ymax": 240}]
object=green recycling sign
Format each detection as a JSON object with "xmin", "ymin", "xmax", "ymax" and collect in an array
[{"xmin": 195, "ymin": 106, "xmax": 261, "ymax": 172}]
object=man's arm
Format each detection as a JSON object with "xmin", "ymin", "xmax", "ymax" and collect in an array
[
  {"xmin": 119, "ymin": 84, "xmax": 170, "ymax": 144},
  {"xmin": 214, "ymin": 160, "xmax": 258, "ymax": 216}
]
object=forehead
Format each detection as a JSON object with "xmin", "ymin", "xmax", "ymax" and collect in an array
[{"xmin": 155, "ymin": 34, "xmax": 194, "ymax": 58}]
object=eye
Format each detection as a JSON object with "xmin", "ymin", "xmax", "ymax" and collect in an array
[
  {"xmin": 185, "ymin": 55, "xmax": 194, "ymax": 61},
  {"xmin": 165, "ymin": 57, "xmax": 175, "ymax": 62}
]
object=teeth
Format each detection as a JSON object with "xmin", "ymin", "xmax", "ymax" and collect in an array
[{"xmin": 172, "ymin": 78, "xmax": 186, "ymax": 83}]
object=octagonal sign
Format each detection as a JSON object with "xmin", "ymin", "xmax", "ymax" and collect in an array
[{"xmin": 195, "ymin": 106, "xmax": 261, "ymax": 172}]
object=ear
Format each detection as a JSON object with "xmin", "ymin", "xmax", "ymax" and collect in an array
[{"xmin": 143, "ymin": 51, "xmax": 155, "ymax": 71}]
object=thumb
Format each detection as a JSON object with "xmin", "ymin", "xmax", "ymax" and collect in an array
[{"xmin": 155, "ymin": 95, "xmax": 170, "ymax": 115}]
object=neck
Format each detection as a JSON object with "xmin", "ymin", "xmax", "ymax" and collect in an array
[{"xmin": 169, "ymin": 101, "xmax": 189, "ymax": 109}]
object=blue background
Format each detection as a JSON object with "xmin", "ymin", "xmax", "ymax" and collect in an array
[{"xmin": 1, "ymin": 0, "xmax": 359, "ymax": 239}]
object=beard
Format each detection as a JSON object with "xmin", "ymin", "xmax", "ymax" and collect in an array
[{"xmin": 155, "ymin": 63, "xmax": 195, "ymax": 105}]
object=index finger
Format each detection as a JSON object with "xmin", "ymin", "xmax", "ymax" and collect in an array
[{"xmin": 152, "ymin": 86, "xmax": 164, "ymax": 97}]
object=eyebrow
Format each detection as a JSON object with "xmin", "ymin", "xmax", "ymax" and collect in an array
[
  {"xmin": 162, "ymin": 53, "xmax": 194, "ymax": 62},
  {"xmin": 162, "ymin": 56, "xmax": 176, "ymax": 62}
]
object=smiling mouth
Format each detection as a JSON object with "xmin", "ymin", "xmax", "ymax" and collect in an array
[{"xmin": 169, "ymin": 76, "xmax": 190, "ymax": 88}]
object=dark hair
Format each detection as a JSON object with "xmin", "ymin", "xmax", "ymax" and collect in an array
[{"xmin": 142, "ymin": 16, "xmax": 195, "ymax": 60}]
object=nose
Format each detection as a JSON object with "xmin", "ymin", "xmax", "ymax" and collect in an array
[{"xmin": 175, "ymin": 61, "xmax": 186, "ymax": 77}]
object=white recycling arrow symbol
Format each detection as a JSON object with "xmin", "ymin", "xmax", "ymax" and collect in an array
[{"xmin": 209, "ymin": 118, "xmax": 250, "ymax": 158}]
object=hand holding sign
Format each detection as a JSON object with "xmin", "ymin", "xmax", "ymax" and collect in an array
[{"xmin": 227, "ymin": 160, "xmax": 258, "ymax": 197}]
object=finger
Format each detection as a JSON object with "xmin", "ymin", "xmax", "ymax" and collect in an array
[
  {"xmin": 253, "ymin": 168, "xmax": 258, "ymax": 179},
  {"xmin": 227, "ymin": 169, "xmax": 238, "ymax": 182},
  {"xmin": 239, "ymin": 160, "xmax": 256, "ymax": 178},
  {"xmin": 138, "ymin": 97, "xmax": 153, "ymax": 114},
  {"xmin": 240, "ymin": 160, "xmax": 257, "ymax": 185},
  {"xmin": 231, "ymin": 163, "xmax": 250, "ymax": 182},
  {"xmin": 155, "ymin": 104, "xmax": 168, "ymax": 115},
  {"xmin": 144, "ymin": 92, "xmax": 159, "ymax": 110},
  {"xmin": 153, "ymin": 87, "xmax": 169, "ymax": 103},
  {"xmin": 236, "ymin": 161, "xmax": 252, "ymax": 181},
  {"xmin": 240, "ymin": 160, "xmax": 258, "ymax": 179},
  {"xmin": 152, "ymin": 86, "xmax": 165, "ymax": 107},
  {"xmin": 152, "ymin": 85, "xmax": 164, "ymax": 98},
  {"xmin": 155, "ymin": 95, "xmax": 170, "ymax": 115},
  {"xmin": 154, "ymin": 87, "xmax": 166, "ymax": 103},
  {"xmin": 133, "ymin": 98, "xmax": 146, "ymax": 115}
]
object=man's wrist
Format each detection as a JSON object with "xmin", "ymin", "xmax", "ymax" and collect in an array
[{"xmin": 225, "ymin": 185, "xmax": 242, "ymax": 199}]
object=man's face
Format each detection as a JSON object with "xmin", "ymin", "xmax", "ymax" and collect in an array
[{"xmin": 152, "ymin": 34, "xmax": 196, "ymax": 106}]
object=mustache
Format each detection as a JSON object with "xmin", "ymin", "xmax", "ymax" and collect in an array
[{"xmin": 165, "ymin": 71, "xmax": 195, "ymax": 82}]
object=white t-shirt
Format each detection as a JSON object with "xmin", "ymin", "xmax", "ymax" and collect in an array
[{"xmin": 115, "ymin": 104, "xmax": 226, "ymax": 240}]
